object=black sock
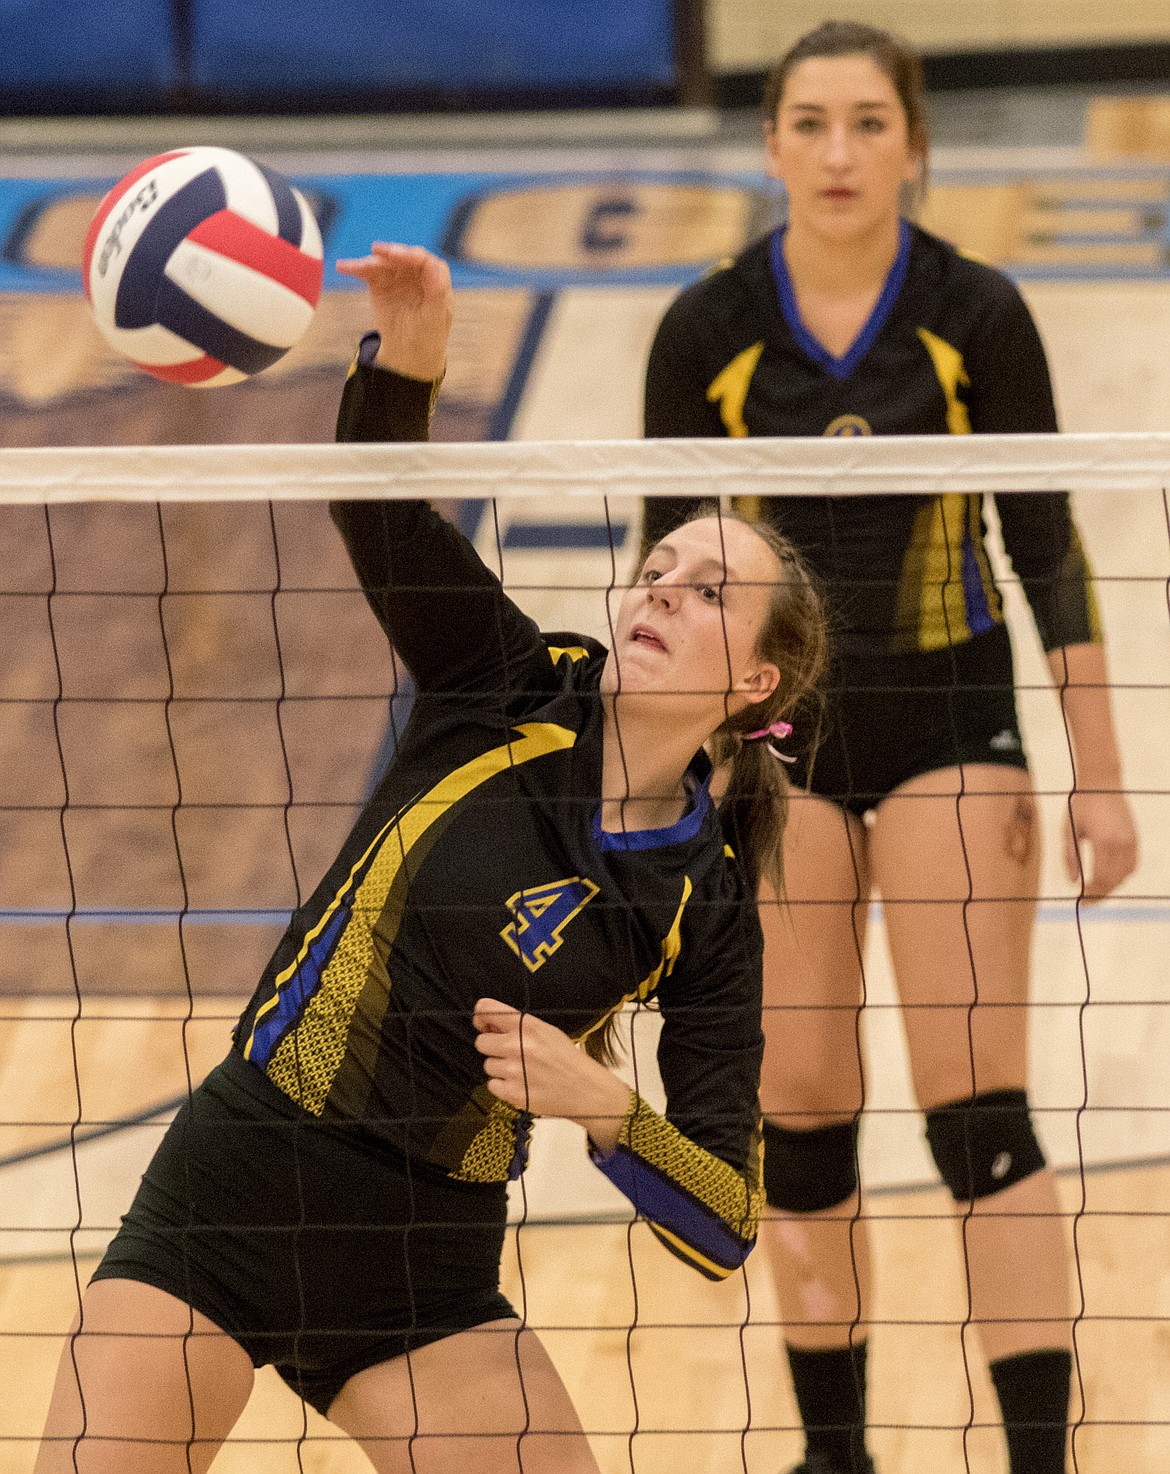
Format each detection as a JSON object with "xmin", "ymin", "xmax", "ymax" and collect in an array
[
  {"xmin": 785, "ymin": 1341, "xmax": 870, "ymax": 1474},
  {"xmin": 989, "ymin": 1349, "xmax": 1072, "ymax": 1474}
]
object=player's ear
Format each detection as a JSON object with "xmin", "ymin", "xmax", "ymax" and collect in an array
[{"xmin": 736, "ymin": 660, "xmax": 781, "ymax": 705}]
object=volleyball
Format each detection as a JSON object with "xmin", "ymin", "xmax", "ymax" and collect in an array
[{"xmin": 82, "ymin": 147, "xmax": 324, "ymax": 387}]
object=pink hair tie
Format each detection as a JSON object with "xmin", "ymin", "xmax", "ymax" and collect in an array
[{"xmin": 743, "ymin": 719, "xmax": 796, "ymax": 763}]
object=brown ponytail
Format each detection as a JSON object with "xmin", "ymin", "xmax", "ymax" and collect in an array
[
  {"xmin": 707, "ymin": 515, "xmax": 828, "ymax": 900},
  {"xmin": 584, "ymin": 511, "xmax": 828, "ymax": 1065}
]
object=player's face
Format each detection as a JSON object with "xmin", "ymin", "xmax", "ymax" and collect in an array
[
  {"xmin": 764, "ymin": 53, "xmax": 921, "ymax": 238},
  {"xmin": 602, "ymin": 517, "xmax": 781, "ymax": 724}
]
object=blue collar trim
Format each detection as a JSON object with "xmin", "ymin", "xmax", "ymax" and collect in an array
[
  {"xmin": 593, "ymin": 770, "xmax": 712, "ymax": 853},
  {"xmin": 769, "ymin": 218, "xmax": 912, "ymax": 381}
]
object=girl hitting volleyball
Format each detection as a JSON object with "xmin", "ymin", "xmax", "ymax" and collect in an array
[
  {"xmin": 642, "ymin": 22, "xmax": 1138, "ymax": 1474},
  {"xmin": 35, "ymin": 242, "xmax": 827, "ymax": 1474}
]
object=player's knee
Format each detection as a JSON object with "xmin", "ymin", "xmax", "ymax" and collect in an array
[
  {"xmin": 924, "ymin": 1088, "xmax": 1046, "ymax": 1202},
  {"xmin": 761, "ymin": 1117, "xmax": 859, "ymax": 1212}
]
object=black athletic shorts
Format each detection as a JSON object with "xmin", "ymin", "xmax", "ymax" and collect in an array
[
  {"xmin": 790, "ymin": 623, "xmax": 1030, "ymax": 819},
  {"xmin": 93, "ymin": 1051, "xmax": 515, "ymax": 1417}
]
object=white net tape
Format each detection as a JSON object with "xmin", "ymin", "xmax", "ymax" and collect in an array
[{"xmin": 0, "ymin": 430, "xmax": 1169, "ymax": 501}]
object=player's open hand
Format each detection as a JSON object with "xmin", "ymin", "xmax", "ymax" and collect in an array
[
  {"xmin": 335, "ymin": 241, "xmax": 451, "ymax": 382},
  {"xmin": 472, "ymin": 999, "xmax": 631, "ymax": 1150},
  {"xmin": 1064, "ymin": 788, "xmax": 1139, "ymax": 903}
]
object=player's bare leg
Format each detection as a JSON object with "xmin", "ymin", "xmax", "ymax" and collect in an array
[
  {"xmin": 873, "ymin": 765, "xmax": 1072, "ymax": 1473},
  {"xmin": 328, "ymin": 1318, "xmax": 601, "ymax": 1474},
  {"xmin": 758, "ymin": 791, "xmax": 875, "ymax": 1473},
  {"xmin": 34, "ymin": 1278, "xmax": 255, "ymax": 1474}
]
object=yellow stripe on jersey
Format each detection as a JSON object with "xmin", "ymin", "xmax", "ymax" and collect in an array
[
  {"xmin": 918, "ymin": 492, "xmax": 975, "ymax": 650},
  {"xmin": 917, "ymin": 328, "xmax": 973, "ymax": 436},
  {"xmin": 258, "ymin": 721, "xmax": 577, "ymax": 1115},
  {"xmin": 649, "ymin": 1223, "xmax": 737, "ymax": 1280},
  {"xmin": 574, "ymin": 875, "xmax": 692, "ymax": 1046},
  {"xmin": 707, "ymin": 342, "xmax": 765, "ymax": 438},
  {"xmin": 547, "ymin": 645, "xmax": 590, "ymax": 665},
  {"xmin": 242, "ymin": 799, "xmax": 420, "ymax": 1059}
]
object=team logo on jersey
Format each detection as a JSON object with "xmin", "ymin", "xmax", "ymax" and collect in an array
[
  {"xmin": 824, "ymin": 414, "xmax": 873, "ymax": 437},
  {"xmin": 501, "ymin": 877, "xmax": 600, "ymax": 973}
]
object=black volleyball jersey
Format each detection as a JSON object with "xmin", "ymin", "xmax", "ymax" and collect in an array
[
  {"xmin": 231, "ymin": 348, "xmax": 765, "ymax": 1280},
  {"xmin": 643, "ymin": 222, "xmax": 1101, "ymax": 657}
]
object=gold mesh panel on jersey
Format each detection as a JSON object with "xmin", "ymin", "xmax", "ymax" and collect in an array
[
  {"xmin": 262, "ymin": 723, "xmax": 577, "ymax": 1116},
  {"xmin": 266, "ymin": 929, "xmax": 373, "ymax": 1111},
  {"xmin": 621, "ymin": 1092, "xmax": 764, "ymax": 1238},
  {"xmin": 451, "ymin": 1097, "xmax": 527, "ymax": 1183}
]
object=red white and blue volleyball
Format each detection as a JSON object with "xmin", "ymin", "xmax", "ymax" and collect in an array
[{"xmin": 82, "ymin": 147, "xmax": 324, "ymax": 387}]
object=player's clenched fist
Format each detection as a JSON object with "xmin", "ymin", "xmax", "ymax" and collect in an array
[{"xmin": 472, "ymin": 998, "xmax": 631, "ymax": 1151}]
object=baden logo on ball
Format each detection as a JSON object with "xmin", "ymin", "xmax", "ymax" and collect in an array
[{"xmin": 83, "ymin": 147, "xmax": 324, "ymax": 387}]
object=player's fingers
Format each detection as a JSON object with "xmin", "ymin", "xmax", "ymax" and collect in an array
[
  {"xmin": 484, "ymin": 1077, "xmax": 528, "ymax": 1109},
  {"xmin": 473, "ymin": 998, "xmax": 521, "ymax": 1034},
  {"xmin": 473, "ymin": 1029, "xmax": 513, "ymax": 1056},
  {"xmin": 369, "ymin": 240, "xmax": 422, "ymax": 260},
  {"xmin": 334, "ymin": 256, "xmax": 379, "ymax": 278},
  {"xmin": 336, "ymin": 246, "xmax": 420, "ymax": 280},
  {"xmin": 1085, "ymin": 836, "xmax": 1137, "ymax": 901}
]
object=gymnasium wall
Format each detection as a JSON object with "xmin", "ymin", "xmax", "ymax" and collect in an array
[
  {"xmin": 5, "ymin": 0, "xmax": 1170, "ymax": 112},
  {"xmin": 706, "ymin": 0, "xmax": 1170, "ymax": 77}
]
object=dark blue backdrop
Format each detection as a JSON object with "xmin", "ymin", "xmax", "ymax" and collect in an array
[
  {"xmin": 1, "ymin": 0, "xmax": 176, "ymax": 91},
  {"xmin": 191, "ymin": 0, "xmax": 676, "ymax": 92},
  {"xmin": 1, "ymin": 0, "xmax": 676, "ymax": 107}
]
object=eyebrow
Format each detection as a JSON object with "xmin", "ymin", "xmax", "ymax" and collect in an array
[
  {"xmin": 691, "ymin": 555, "xmax": 736, "ymax": 582},
  {"xmin": 649, "ymin": 544, "xmax": 743, "ymax": 585},
  {"xmin": 785, "ymin": 100, "xmax": 894, "ymax": 112}
]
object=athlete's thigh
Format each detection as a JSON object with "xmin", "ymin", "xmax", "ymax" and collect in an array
[
  {"xmin": 869, "ymin": 764, "xmax": 1040, "ymax": 1108},
  {"xmin": 328, "ymin": 1318, "xmax": 599, "ymax": 1474},
  {"xmin": 35, "ymin": 1277, "xmax": 254, "ymax": 1474},
  {"xmin": 760, "ymin": 790, "xmax": 872, "ymax": 1126}
]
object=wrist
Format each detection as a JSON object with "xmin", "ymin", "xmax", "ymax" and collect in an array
[
  {"xmin": 373, "ymin": 344, "xmax": 446, "ymax": 383},
  {"xmin": 575, "ymin": 1077, "xmax": 634, "ymax": 1154},
  {"xmin": 1072, "ymin": 765, "xmax": 1125, "ymax": 790}
]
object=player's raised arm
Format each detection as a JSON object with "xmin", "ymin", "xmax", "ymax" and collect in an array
[
  {"xmin": 336, "ymin": 241, "xmax": 451, "ymax": 383},
  {"xmin": 330, "ymin": 243, "xmax": 544, "ymax": 695}
]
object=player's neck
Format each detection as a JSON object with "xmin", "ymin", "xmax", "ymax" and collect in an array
[
  {"xmin": 598, "ymin": 704, "xmax": 697, "ymax": 835},
  {"xmin": 783, "ymin": 213, "xmax": 902, "ymax": 300}
]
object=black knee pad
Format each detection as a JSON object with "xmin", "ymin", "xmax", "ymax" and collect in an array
[
  {"xmin": 762, "ymin": 1118, "xmax": 860, "ymax": 1213},
  {"xmin": 925, "ymin": 1089, "xmax": 1046, "ymax": 1202}
]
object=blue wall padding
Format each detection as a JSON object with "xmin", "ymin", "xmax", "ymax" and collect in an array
[
  {"xmin": 0, "ymin": 0, "xmax": 176, "ymax": 87},
  {"xmin": 189, "ymin": 0, "xmax": 676, "ymax": 91}
]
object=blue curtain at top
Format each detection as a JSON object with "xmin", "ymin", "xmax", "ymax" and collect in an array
[
  {"xmin": 0, "ymin": 0, "xmax": 175, "ymax": 88},
  {"xmin": 190, "ymin": 0, "xmax": 676, "ymax": 92}
]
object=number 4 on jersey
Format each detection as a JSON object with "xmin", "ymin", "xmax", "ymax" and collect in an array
[{"xmin": 500, "ymin": 878, "xmax": 600, "ymax": 973}]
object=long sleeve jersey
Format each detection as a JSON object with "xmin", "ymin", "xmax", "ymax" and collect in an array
[
  {"xmin": 643, "ymin": 221, "xmax": 1101, "ymax": 658},
  {"xmin": 232, "ymin": 341, "xmax": 765, "ymax": 1280}
]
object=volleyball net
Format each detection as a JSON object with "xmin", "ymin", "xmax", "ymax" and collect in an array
[{"xmin": 1, "ymin": 431, "xmax": 1167, "ymax": 1472}]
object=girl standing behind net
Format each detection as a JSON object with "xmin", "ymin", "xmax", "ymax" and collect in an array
[
  {"xmin": 642, "ymin": 22, "xmax": 1138, "ymax": 1474},
  {"xmin": 35, "ymin": 243, "xmax": 827, "ymax": 1474}
]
